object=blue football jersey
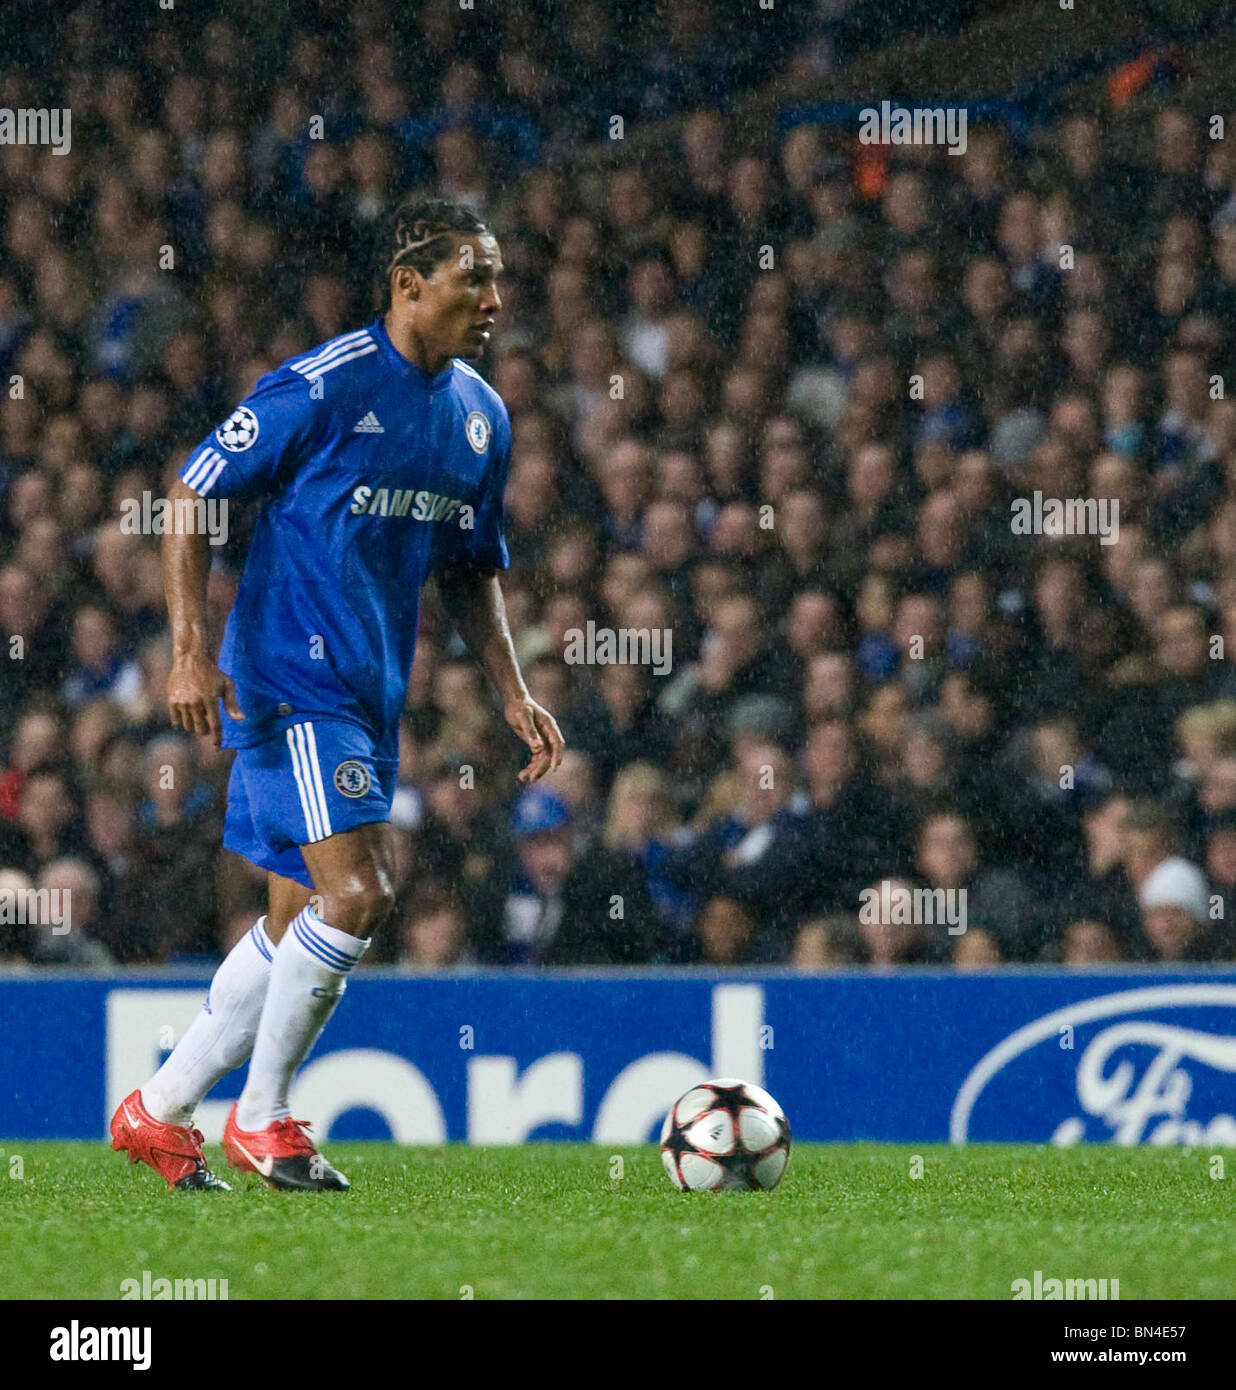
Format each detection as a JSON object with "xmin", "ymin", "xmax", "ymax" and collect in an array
[{"xmin": 179, "ymin": 318, "xmax": 511, "ymax": 762}]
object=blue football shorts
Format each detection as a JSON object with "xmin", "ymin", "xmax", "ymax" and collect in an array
[{"xmin": 223, "ymin": 718, "xmax": 398, "ymax": 888}]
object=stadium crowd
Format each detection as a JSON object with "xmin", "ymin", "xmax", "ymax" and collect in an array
[{"xmin": 3, "ymin": 2, "xmax": 1236, "ymax": 969}]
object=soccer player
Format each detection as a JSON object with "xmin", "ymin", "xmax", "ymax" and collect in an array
[{"xmin": 110, "ymin": 199, "xmax": 564, "ymax": 1191}]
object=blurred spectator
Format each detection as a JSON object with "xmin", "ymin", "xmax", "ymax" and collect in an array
[
  {"xmin": 1137, "ymin": 854, "xmax": 1219, "ymax": 962},
  {"xmin": 803, "ymin": 718, "xmax": 907, "ymax": 910},
  {"xmin": 498, "ymin": 785, "xmax": 659, "ymax": 964},
  {"xmin": 30, "ymin": 857, "xmax": 114, "ymax": 965},
  {"xmin": 856, "ymin": 877, "xmax": 944, "ymax": 966},
  {"xmin": 952, "ymin": 927, "xmax": 1003, "ymax": 968},
  {"xmin": 402, "ymin": 753, "xmax": 511, "ymax": 961},
  {"xmin": 1058, "ymin": 918, "xmax": 1128, "ymax": 965},
  {"xmin": 0, "ymin": 707, "xmax": 65, "ymax": 822},
  {"xmin": 687, "ymin": 894, "xmax": 759, "ymax": 965},
  {"xmin": 914, "ymin": 811, "xmax": 1042, "ymax": 961},
  {"xmin": 791, "ymin": 914, "xmax": 863, "ymax": 968},
  {"xmin": 62, "ymin": 603, "xmax": 141, "ymax": 709},
  {"xmin": 398, "ymin": 890, "xmax": 473, "ymax": 968},
  {"xmin": 603, "ymin": 762, "xmax": 695, "ymax": 947},
  {"xmin": 661, "ymin": 739, "xmax": 813, "ymax": 951},
  {"xmin": 0, "ymin": 867, "xmax": 35, "ymax": 962}
]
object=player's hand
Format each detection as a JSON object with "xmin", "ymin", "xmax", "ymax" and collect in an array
[
  {"xmin": 505, "ymin": 695, "xmax": 565, "ymax": 783},
  {"xmin": 168, "ymin": 652, "xmax": 244, "ymax": 750}
]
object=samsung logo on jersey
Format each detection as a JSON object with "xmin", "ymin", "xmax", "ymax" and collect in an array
[{"xmin": 349, "ymin": 487, "xmax": 471, "ymax": 526}]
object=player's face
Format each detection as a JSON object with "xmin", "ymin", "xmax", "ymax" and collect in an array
[{"xmin": 420, "ymin": 233, "xmax": 503, "ymax": 359}]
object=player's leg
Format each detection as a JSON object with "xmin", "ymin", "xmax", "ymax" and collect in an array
[
  {"xmin": 137, "ymin": 918, "xmax": 275, "ymax": 1130},
  {"xmin": 224, "ymin": 819, "xmax": 396, "ymax": 1190},
  {"xmin": 111, "ymin": 915, "xmax": 274, "ymax": 1191},
  {"xmin": 197, "ymin": 719, "xmax": 396, "ymax": 1189},
  {"xmin": 235, "ymin": 822, "xmax": 393, "ymax": 1129},
  {"xmin": 138, "ymin": 869, "xmax": 311, "ymax": 1131},
  {"xmin": 264, "ymin": 868, "xmax": 316, "ymax": 945},
  {"xmin": 111, "ymin": 750, "xmax": 296, "ymax": 1190}
]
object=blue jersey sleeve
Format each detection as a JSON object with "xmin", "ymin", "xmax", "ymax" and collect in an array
[
  {"xmin": 437, "ymin": 406, "xmax": 511, "ymax": 572},
  {"xmin": 180, "ymin": 369, "xmax": 321, "ymax": 503}
]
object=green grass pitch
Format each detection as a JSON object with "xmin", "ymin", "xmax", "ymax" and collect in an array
[{"xmin": 1, "ymin": 1143, "xmax": 1232, "ymax": 1299}]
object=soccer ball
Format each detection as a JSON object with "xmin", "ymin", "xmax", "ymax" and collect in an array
[
  {"xmin": 215, "ymin": 405, "xmax": 259, "ymax": 452},
  {"xmin": 660, "ymin": 1078, "xmax": 791, "ymax": 1191}
]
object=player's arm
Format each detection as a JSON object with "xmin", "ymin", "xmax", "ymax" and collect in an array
[
  {"xmin": 163, "ymin": 477, "xmax": 244, "ymax": 748},
  {"xmin": 435, "ymin": 566, "xmax": 565, "ymax": 783},
  {"xmin": 167, "ymin": 370, "xmax": 317, "ymax": 746}
]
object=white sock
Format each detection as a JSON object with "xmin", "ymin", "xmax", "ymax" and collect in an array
[
  {"xmin": 235, "ymin": 905, "xmax": 369, "ymax": 1131},
  {"xmin": 142, "ymin": 917, "xmax": 275, "ymax": 1126}
]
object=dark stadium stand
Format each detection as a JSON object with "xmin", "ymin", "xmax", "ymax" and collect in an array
[{"xmin": 2, "ymin": 0, "xmax": 1236, "ymax": 971}]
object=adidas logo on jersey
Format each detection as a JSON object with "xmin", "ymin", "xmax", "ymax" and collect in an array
[{"xmin": 353, "ymin": 411, "xmax": 384, "ymax": 433}]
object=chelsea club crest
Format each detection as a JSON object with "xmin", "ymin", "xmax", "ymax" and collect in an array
[
  {"xmin": 465, "ymin": 410, "xmax": 491, "ymax": 454},
  {"xmin": 333, "ymin": 760, "xmax": 371, "ymax": 798}
]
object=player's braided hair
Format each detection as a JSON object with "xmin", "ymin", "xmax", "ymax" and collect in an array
[{"xmin": 380, "ymin": 197, "xmax": 490, "ymax": 306}]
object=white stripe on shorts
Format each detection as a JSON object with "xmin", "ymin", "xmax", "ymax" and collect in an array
[{"xmin": 287, "ymin": 723, "xmax": 330, "ymax": 842}]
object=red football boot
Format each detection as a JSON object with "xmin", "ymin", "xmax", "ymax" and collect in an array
[
  {"xmin": 222, "ymin": 1105, "xmax": 349, "ymax": 1191},
  {"xmin": 109, "ymin": 1088, "xmax": 230, "ymax": 1191}
]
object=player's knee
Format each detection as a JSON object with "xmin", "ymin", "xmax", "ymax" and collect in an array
[
  {"xmin": 363, "ymin": 878, "xmax": 397, "ymax": 933},
  {"xmin": 322, "ymin": 877, "xmax": 395, "ymax": 936}
]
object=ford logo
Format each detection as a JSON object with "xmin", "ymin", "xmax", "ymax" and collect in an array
[{"xmin": 951, "ymin": 984, "xmax": 1236, "ymax": 1146}]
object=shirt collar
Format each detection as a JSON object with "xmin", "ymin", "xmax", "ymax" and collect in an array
[{"xmin": 371, "ymin": 317, "xmax": 455, "ymax": 389}]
